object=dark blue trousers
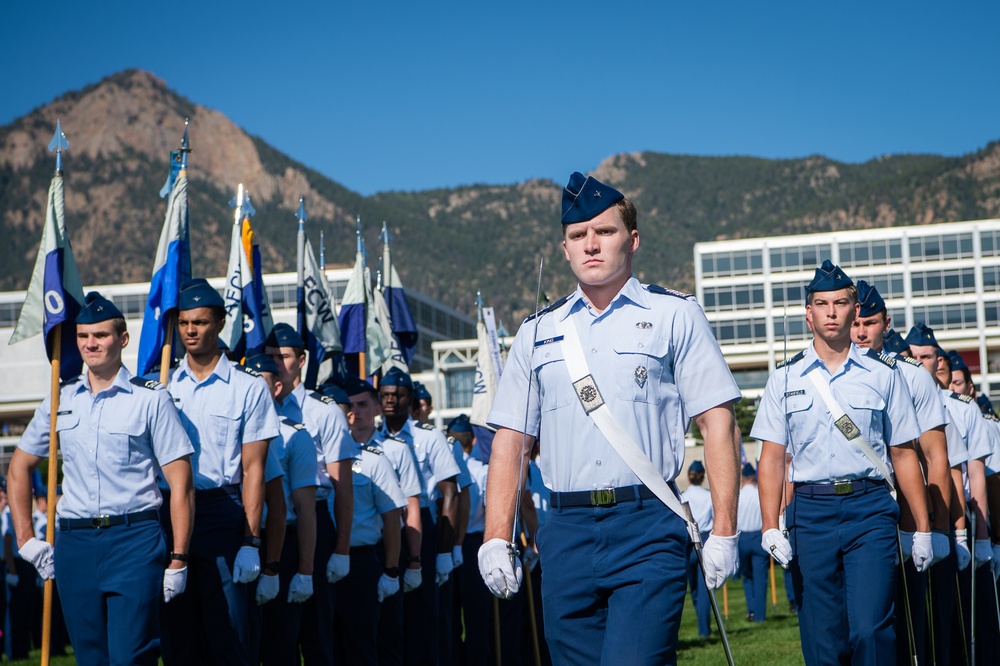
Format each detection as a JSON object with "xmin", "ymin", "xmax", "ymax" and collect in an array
[
  {"xmin": 738, "ymin": 529, "xmax": 769, "ymax": 621},
  {"xmin": 378, "ymin": 527, "xmax": 406, "ymax": 666},
  {"xmin": 537, "ymin": 496, "xmax": 688, "ymax": 666},
  {"xmin": 299, "ymin": 500, "xmax": 337, "ymax": 666},
  {"xmin": 926, "ymin": 548, "xmax": 956, "ymax": 666},
  {"xmin": 403, "ymin": 507, "xmax": 439, "ymax": 666},
  {"xmin": 8, "ymin": 558, "xmax": 38, "ymax": 659},
  {"xmin": 788, "ymin": 485, "xmax": 899, "ymax": 666},
  {"xmin": 457, "ymin": 532, "xmax": 493, "ymax": 665},
  {"xmin": 54, "ymin": 518, "xmax": 166, "ymax": 666},
  {"xmin": 893, "ymin": 553, "xmax": 927, "ymax": 666},
  {"xmin": 161, "ymin": 487, "xmax": 252, "ymax": 666},
  {"xmin": 259, "ymin": 525, "xmax": 303, "ymax": 666},
  {"xmin": 686, "ymin": 530, "xmax": 713, "ymax": 637},
  {"xmin": 333, "ymin": 544, "xmax": 382, "ymax": 665}
]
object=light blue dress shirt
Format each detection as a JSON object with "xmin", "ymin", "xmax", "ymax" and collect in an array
[
  {"xmin": 736, "ymin": 484, "xmax": 762, "ymax": 533},
  {"xmin": 345, "ymin": 445, "xmax": 408, "ymax": 547},
  {"xmin": 372, "ymin": 433, "xmax": 423, "ymax": 499},
  {"xmin": 681, "ymin": 484, "xmax": 714, "ymax": 533},
  {"xmin": 377, "ymin": 418, "xmax": 461, "ymax": 508},
  {"xmin": 941, "ymin": 390, "xmax": 994, "ymax": 464},
  {"xmin": 891, "ymin": 355, "xmax": 949, "ymax": 434},
  {"xmin": 272, "ymin": 418, "xmax": 320, "ymax": 524},
  {"xmin": 464, "ymin": 452, "xmax": 489, "ymax": 534}
]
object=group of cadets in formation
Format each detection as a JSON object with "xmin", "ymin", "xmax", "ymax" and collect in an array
[{"xmin": 0, "ymin": 279, "xmax": 548, "ymax": 665}]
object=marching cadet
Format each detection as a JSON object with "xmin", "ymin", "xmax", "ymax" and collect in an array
[
  {"xmin": 851, "ymin": 283, "xmax": 953, "ymax": 666},
  {"xmin": 736, "ymin": 463, "xmax": 769, "ymax": 623},
  {"xmin": 411, "ymin": 382, "xmax": 433, "ymax": 424},
  {"xmin": 753, "ymin": 261, "xmax": 931, "ymax": 666},
  {"xmin": 264, "ymin": 323, "xmax": 355, "ymax": 666},
  {"xmin": 343, "ymin": 376, "xmax": 422, "ymax": 666},
  {"xmin": 8, "ymin": 292, "xmax": 195, "ymax": 665},
  {"xmin": 681, "ymin": 460, "xmax": 714, "ymax": 638},
  {"xmin": 480, "ymin": 172, "xmax": 742, "ymax": 664},
  {"xmin": 335, "ymin": 387, "xmax": 407, "ymax": 665},
  {"xmin": 243, "ymin": 351, "xmax": 318, "ymax": 666},
  {"xmin": 160, "ymin": 278, "xmax": 279, "ymax": 666},
  {"xmin": 376, "ymin": 367, "xmax": 461, "ymax": 666}
]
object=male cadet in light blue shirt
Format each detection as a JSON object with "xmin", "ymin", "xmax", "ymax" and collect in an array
[
  {"xmin": 265, "ymin": 322, "xmax": 355, "ymax": 666},
  {"xmin": 8, "ymin": 292, "xmax": 195, "ymax": 666},
  {"xmin": 159, "ymin": 278, "xmax": 279, "ymax": 666},
  {"xmin": 753, "ymin": 261, "xmax": 929, "ymax": 666},
  {"xmin": 377, "ymin": 367, "xmax": 462, "ymax": 666},
  {"xmin": 243, "ymin": 351, "xmax": 318, "ymax": 666},
  {"xmin": 736, "ymin": 463, "xmax": 768, "ymax": 623},
  {"xmin": 681, "ymin": 460, "xmax": 714, "ymax": 638},
  {"xmin": 481, "ymin": 172, "xmax": 743, "ymax": 666}
]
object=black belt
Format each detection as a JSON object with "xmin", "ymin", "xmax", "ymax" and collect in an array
[
  {"xmin": 350, "ymin": 544, "xmax": 379, "ymax": 555},
  {"xmin": 59, "ymin": 509, "xmax": 159, "ymax": 531},
  {"xmin": 550, "ymin": 484, "xmax": 658, "ymax": 508},
  {"xmin": 794, "ymin": 479, "xmax": 886, "ymax": 496}
]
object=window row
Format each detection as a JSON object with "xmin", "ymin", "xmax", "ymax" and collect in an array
[
  {"xmin": 909, "ymin": 233, "xmax": 974, "ymax": 261},
  {"xmin": 700, "ymin": 249, "xmax": 764, "ymax": 278},
  {"xmin": 702, "ymin": 285, "xmax": 766, "ymax": 311},
  {"xmin": 839, "ymin": 239, "xmax": 903, "ymax": 268}
]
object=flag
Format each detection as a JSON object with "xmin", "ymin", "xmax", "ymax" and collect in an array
[
  {"xmin": 220, "ymin": 196, "xmax": 271, "ymax": 356},
  {"xmin": 137, "ymin": 167, "xmax": 191, "ymax": 376},
  {"xmin": 10, "ymin": 174, "xmax": 85, "ymax": 380},
  {"xmin": 301, "ymin": 237, "xmax": 342, "ymax": 388},
  {"xmin": 363, "ymin": 267, "xmax": 392, "ymax": 376},
  {"xmin": 381, "ymin": 225, "xmax": 418, "ymax": 364},
  {"xmin": 470, "ymin": 305, "xmax": 503, "ymax": 463},
  {"xmin": 338, "ymin": 247, "xmax": 368, "ymax": 358},
  {"xmin": 372, "ymin": 281, "xmax": 407, "ymax": 375}
]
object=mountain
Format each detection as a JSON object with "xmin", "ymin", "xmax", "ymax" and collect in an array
[{"xmin": 3, "ymin": 70, "xmax": 1000, "ymax": 327}]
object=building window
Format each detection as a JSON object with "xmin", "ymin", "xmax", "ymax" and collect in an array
[
  {"xmin": 840, "ymin": 239, "xmax": 903, "ymax": 268},
  {"xmin": 769, "ymin": 245, "xmax": 832, "ymax": 273},
  {"xmin": 982, "ymin": 230, "xmax": 1000, "ymax": 257},
  {"xmin": 909, "ymin": 233, "xmax": 974, "ymax": 262},
  {"xmin": 711, "ymin": 318, "xmax": 768, "ymax": 344},
  {"xmin": 732, "ymin": 368, "xmax": 770, "ymax": 391},
  {"xmin": 911, "ymin": 268, "xmax": 976, "ymax": 297},
  {"xmin": 773, "ymin": 317, "xmax": 811, "ymax": 341},
  {"xmin": 702, "ymin": 285, "xmax": 765, "ymax": 312},
  {"xmin": 445, "ymin": 368, "xmax": 475, "ymax": 410},
  {"xmin": 771, "ymin": 282, "xmax": 805, "ymax": 307},
  {"xmin": 701, "ymin": 249, "xmax": 764, "ymax": 278},
  {"xmin": 911, "ymin": 303, "xmax": 977, "ymax": 331},
  {"xmin": 0, "ymin": 302, "xmax": 21, "ymax": 328},
  {"xmin": 850, "ymin": 272, "xmax": 906, "ymax": 300}
]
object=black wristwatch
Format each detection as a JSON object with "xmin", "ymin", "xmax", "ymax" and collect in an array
[
  {"xmin": 243, "ymin": 535, "xmax": 261, "ymax": 548},
  {"xmin": 263, "ymin": 560, "xmax": 281, "ymax": 575},
  {"xmin": 169, "ymin": 552, "xmax": 189, "ymax": 563},
  {"xmin": 406, "ymin": 555, "xmax": 421, "ymax": 565},
  {"xmin": 383, "ymin": 566, "xmax": 400, "ymax": 578}
]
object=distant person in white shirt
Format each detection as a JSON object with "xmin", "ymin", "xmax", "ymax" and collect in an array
[
  {"xmin": 737, "ymin": 463, "xmax": 768, "ymax": 622},
  {"xmin": 681, "ymin": 460, "xmax": 713, "ymax": 638}
]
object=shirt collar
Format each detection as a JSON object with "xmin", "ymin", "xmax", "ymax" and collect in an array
[
  {"xmin": 800, "ymin": 340, "xmax": 870, "ymax": 376},
  {"xmin": 79, "ymin": 365, "xmax": 133, "ymax": 395},
  {"xmin": 560, "ymin": 275, "xmax": 649, "ymax": 321},
  {"xmin": 289, "ymin": 382, "xmax": 307, "ymax": 407},
  {"xmin": 176, "ymin": 354, "xmax": 231, "ymax": 384}
]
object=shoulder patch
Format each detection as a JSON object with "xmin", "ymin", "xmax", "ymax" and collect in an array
[
  {"xmin": 775, "ymin": 350, "xmax": 805, "ymax": 370},
  {"xmin": 417, "ymin": 422, "xmax": 436, "ymax": 431},
  {"xmin": 951, "ymin": 392, "xmax": 975, "ymax": 404},
  {"xmin": 363, "ymin": 444, "xmax": 384, "ymax": 455},
  {"xmin": 523, "ymin": 294, "xmax": 572, "ymax": 323},
  {"xmin": 865, "ymin": 348, "xmax": 896, "ymax": 368},
  {"xmin": 281, "ymin": 417, "xmax": 308, "ymax": 431},
  {"xmin": 985, "ymin": 413, "xmax": 1000, "ymax": 423},
  {"xmin": 309, "ymin": 391, "xmax": 335, "ymax": 405},
  {"xmin": 896, "ymin": 355, "xmax": 922, "ymax": 367},
  {"xmin": 60, "ymin": 376, "xmax": 82, "ymax": 388},
  {"xmin": 646, "ymin": 284, "xmax": 693, "ymax": 300},
  {"xmin": 233, "ymin": 364, "xmax": 260, "ymax": 378},
  {"xmin": 130, "ymin": 376, "xmax": 163, "ymax": 390}
]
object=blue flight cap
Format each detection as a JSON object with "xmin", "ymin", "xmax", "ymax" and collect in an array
[
  {"xmin": 804, "ymin": 260, "xmax": 853, "ymax": 304},
  {"xmin": 946, "ymin": 350, "xmax": 968, "ymax": 372},
  {"xmin": 244, "ymin": 350, "xmax": 279, "ymax": 375},
  {"xmin": 76, "ymin": 291, "xmax": 123, "ymax": 325},
  {"xmin": 343, "ymin": 375, "xmax": 378, "ymax": 398},
  {"xmin": 381, "ymin": 367, "xmax": 413, "ymax": 390},
  {"xmin": 179, "ymin": 278, "xmax": 224, "ymax": 310},
  {"xmin": 320, "ymin": 382, "xmax": 351, "ymax": 406},
  {"xmin": 265, "ymin": 323, "xmax": 305, "ymax": 349},
  {"xmin": 904, "ymin": 323, "xmax": 939, "ymax": 349},
  {"xmin": 413, "ymin": 381, "xmax": 432, "ymax": 402},
  {"xmin": 882, "ymin": 329, "xmax": 909, "ymax": 355},
  {"xmin": 561, "ymin": 172, "xmax": 625, "ymax": 225},
  {"xmin": 977, "ymin": 394, "xmax": 996, "ymax": 417},
  {"xmin": 741, "ymin": 462, "xmax": 756, "ymax": 478},
  {"xmin": 447, "ymin": 414, "xmax": 472, "ymax": 434},
  {"xmin": 855, "ymin": 280, "xmax": 885, "ymax": 318},
  {"xmin": 688, "ymin": 460, "xmax": 705, "ymax": 473}
]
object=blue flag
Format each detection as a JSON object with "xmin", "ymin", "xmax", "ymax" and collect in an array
[
  {"xmin": 338, "ymin": 249, "xmax": 368, "ymax": 357},
  {"xmin": 381, "ymin": 225, "xmax": 418, "ymax": 364}
]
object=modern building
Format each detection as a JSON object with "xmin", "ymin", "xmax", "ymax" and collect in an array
[{"xmin": 694, "ymin": 218, "xmax": 1000, "ymax": 398}]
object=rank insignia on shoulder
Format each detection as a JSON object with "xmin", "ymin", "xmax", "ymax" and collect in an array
[
  {"xmin": 309, "ymin": 391, "xmax": 335, "ymax": 405},
  {"xmin": 523, "ymin": 295, "xmax": 572, "ymax": 323},
  {"xmin": 234, "ymin": 364, "xmax": 260, "ymax": 377},
  {"xmin": 986, "ymin": 413, "xmax": 1000, "ymax": 423},
  {"xmin": 953, "ymin": 393, "xmax": 975, "ymax": 404},
  {"xmin": 897, "ymin": 355, "xmax": 922, "ymax": 367},
  {"xmin": 865, "ymin": 348, "xmax": 895, "ymax": 368},
  {"xmin": 446, "ymin": 435, "xmax": 457, "ymax": 445},
  {"xmin": 418, "ymin": 422, "xmax": 436, "ymax": 431},
  {"xmin": 776, "ymin": 351, "xmax": 805, "ymax": 369},
  {"xmin": 646, "ymin": 284, "xmax": 692, "ymax": 300},
  {"xmin": 281, "ymin": 418, "xmax": 307, "ymax": 431},
  {"xmin": 130, "ymin": 377, "xmax": 163, "ymax": 390},
  {"xmin": 363, "ymin": 444, "xmax": 383, "ymax": 455}
]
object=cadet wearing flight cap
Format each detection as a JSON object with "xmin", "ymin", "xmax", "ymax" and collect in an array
[
  {"xmin": 753, "ymin": 261, "xmax": 928, "ymax": 665},
  {"xmin": 160, "ymin": 278, "xmax": 280, "ymax": 666},
  {"xmin": 681, "ymin": 460, "xmax": 714, "ymax": 638},
  {"xmin": 480, "ymin": 172, "xmax": 743, "ymax": 664},
  {"xmin": 9, "ymin": 291, "xmax": 195, "ymax": 665}
]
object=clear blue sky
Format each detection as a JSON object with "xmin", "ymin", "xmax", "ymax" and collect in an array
[{"xmin": 2, "ymin": 1, "xmax": 998, "ymax": 196}]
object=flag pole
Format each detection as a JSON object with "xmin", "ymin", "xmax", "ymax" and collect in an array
[
  {"xmin": 356, "ymin": 216, "xmax": 366, "ymax": 380},
  {"xmin": 296, "ymin": 197, "xmax": 307, "ymax": 337},
  {"xmin": 40, "ymin": 324, "xmax": 61, "ymax": 666},
  {"xmin": 158, "ymin": 119, "xmax": 190, "ymax": 386}
]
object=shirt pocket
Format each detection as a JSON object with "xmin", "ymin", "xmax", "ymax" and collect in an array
[
  {"xmin": 613, "ymin": 335, "xmax": 669, "ymax": 404},
  {"xmin": 531, "ymin": 346, "xmax": 575, "ymax": 413},
  {"xmin": 784, "ymin": 394, "xmax": 815, "ymax": 444},
  {"xmin": 209, "ymin": 408, "xmax": 242, "ymax": 449},
  {"xmin": 55, "ymin": 414, "xmax": 80, "ymax": 463},
  {"xmin": 848, "ymin": 391, "xmax": 886, "ymax": 444},
  {"xmin": 107, "ymin": 417, "xmax": 147, "ymax": 465}
]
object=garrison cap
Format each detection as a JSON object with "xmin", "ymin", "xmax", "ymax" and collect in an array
[
  {"xmin": 904, "ymin": 322, "xmax": 939, "ymax": 349},
  {"xmin": 447, "ymin": 414, "xmax": 472, "ymax": 434},
  {"xmin": 381, "ymin": 367, "xmax": 413, "ymax": 390},
  {"xmin": 805, "ymin": 260, "xmax": 853, "ymax": 304},
  {"xmin": 688, "ymin": 460, "xmax": 705, "ymax": 473},
  {"xmin": 179, "ymin": 278, "xmax": 224, "ymax": 310},
  {"xmin": 855, "ymin": 280, "xmax": 886, "ymax": 318},
  {"xmin": 343, "ymin": 375, "xmax": 378, "ymax": 398},
  {"xmin": 244, "ymin": 350, "xmax": 279, "ymax": 375},
  {"xmin": 265, "ymin": 322, "xmax": 305, "ymax": 349},
  {"xmin": 561, "ymin": 172, "xmax": 625, "ymax": 225},
  {"xmin": 320, "ymin": 382, "xmax": 351, "ymax": 406},
  {"xmin": 882, "ymin": 329, "xmax": 909, "ymax": 355},
  {"xmin": 977, "ymin": 394, "xmax": 996, "ymax": 417},
  {"xmin": 76, "ymin": 291, "xmax": 123, "ymax": 324},
  {"xmin": 741, "ymin": 463, "xmax": 756, "ymax": 477},
  {"xmin": 946, "ymin": 350, "xmax": 968, "ymax": 372},
  {"xmin": 413, "ymin": 381, "xmax": 432, "ymax": 402}
]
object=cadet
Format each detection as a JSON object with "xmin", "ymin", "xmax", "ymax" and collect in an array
[
  {"xmin": 736, "ymin": 463, "xmax": 768, "ymax": 623},
  {"xmin": 8, "ymin": 292, "xmax": 195, "ymax": 665},
  {"xmin": 265, "ymin": 323, "xmax": 355, "ymax": 666},
  {"xmin": 753, "ymin": 261, "xmax": 929, "ymax": 666},
  {"xmin": 681, "ymin": 460, "xmax": 714, "ymax": 638},
  {"xmin": 480, "ymin": 172, "xmax": 742, "ymax": 665},
  {"xmin": 243, "ymin": 351, "xmax": 318, "ymax": 666},
  {"xmin": 411, "ymin": 382, "xmax": 433, "ymax": 424},
  {"xmin": 160, "ymin": 278, "xmax": 279, "ymax": 666},
  {"xmin": 376, "ymin": 367, "xmax": 461, "ymax": 666}
]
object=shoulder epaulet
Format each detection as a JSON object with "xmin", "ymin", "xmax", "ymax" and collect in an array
[
  {"xmin": 523, "ymin": 294, "xmax": 572, "ymax": 323},
  {"xmin": 896, "ymin": 354, "xmax": 922, "ymax": 368},
  {"xmin": 775, "ymin": 350, "xmax": 805, "ymax": 370},
  {"xmin": 646, "ymin": 284, "xmax": 693, "ymax": 300},
  {"xmin": 281, "ymin": 417, "xmax": 308, "ymax": 432},
  {"xmin": 130, "ymin": 376, "xmax": 163, "ymax": 390},
  {"xmin": 309, "ymin": 391, "xmax": 335, "ymax": 405},
  {"xmin": 233, "ymin": 364, "xmax": 260, "ymax": 378},
  {"xmin": 363, "ymin": 444, "xmax": 383, "ymax": 455},
  {"xmin": 865, "ymin": 348, "xmax": 896, "ymax": 368},
  {"xmin": 417, "ymin": 421, "xmax": 436, "ymax": 431},
  {"xmin": 446, "ymin": 435, "xmax": 457, "ymax": 445},
  {"xmin": 984, "ymin": 413, "xmax": 1000, "ymax": 423},
  {"xmin": 59, "ymin": 376, "xmax": 82, "ymax": 388},
  {"xmin": 951, "ymin": 392, "xmax": 975, "ymax": 404}
]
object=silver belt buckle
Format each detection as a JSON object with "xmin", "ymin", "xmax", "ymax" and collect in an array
[
  {"xmin": 590, "ymin": 487, "xmax": 617, "ymax": 506},
  {"xmin": 92, "ymin": 515, "xmax": 112, "ymax": 528},
  {"xmin": 833, "ymin": 481, "xmax": 854, "ymax": 495}
]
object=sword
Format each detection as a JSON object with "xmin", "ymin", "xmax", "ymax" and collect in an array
[
  {"xmin": 896, "ymin": 531, "xmax": 919, "ymax": 666},
  {"xmin": 682, "ymin": 502, "xmax": 735, "ymax": 666},
  {"xmin": 971, "ymin": 510, "xmax": 976, "ymax": 666}
]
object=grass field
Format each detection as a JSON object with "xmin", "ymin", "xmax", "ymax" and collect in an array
[{"xmin": 10, "ymin": 573, "xmax": 807, "ymax": 665}]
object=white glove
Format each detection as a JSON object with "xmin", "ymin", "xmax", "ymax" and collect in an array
[
  {"xmin": 233, "ymin": 546, "xmax": 260, "ymax": 583},
  {"xmin": 436, "ymin": 552, "xmax": 454, "ymax": 586},
  {"xmin": 931, "ymin": 531, "xmax": 951, "ymax": 565},
  {"xmin": 402, "ymin": 567, "xmax": 422, "ymax": 593},
  {"xmin": 255, "ymin": 573, "xmax": 279, "ymax": 605},
  {"xmin": 287, "ymin": 573, "xmax": 313, "ymax": 603},
  {"xmin": 911, "ymin": 532, "xmax": 933, "ymax": 573},
  {"xmin": 5, "ymin": 573, "xmax": 19, "ymax": 588},
  {"xmin": 992, "ymin": 544, "xmax": 1000, "ymax": 581},
  {"xmin": 163, "ymin": 566, "xmax": 188, "ymax": 603},
  {"xmin": 478, "ymin": 537, "xmax": 522, "ymax": 599},
  {"xmin": 955, "ymin": 530, "xmax": 971, "ymax": 571},
  {"xmin": 378, "ymin": 573, "xmax": 400, "ymax": 602},
  {"xmin": 701, "ymin": 532, "xmax": 740, "ymax": 589},
  {"xmin": 975, "ymin": 539, "xmax": 993, "ymax": 569},
  {"xmin": 762, "ymin": 528, "xmax": 793, "ymax": 568},
  {"xmin": 326, "ymin": 554, "xmax": 350, "ymax": 584},
  {"xmin": 20, "ymin": 537, "xmax": 55, "ymax": 580},
  {"xmin": 452, "ymin": 546, "xmax": 464, "ymax": 568}
]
